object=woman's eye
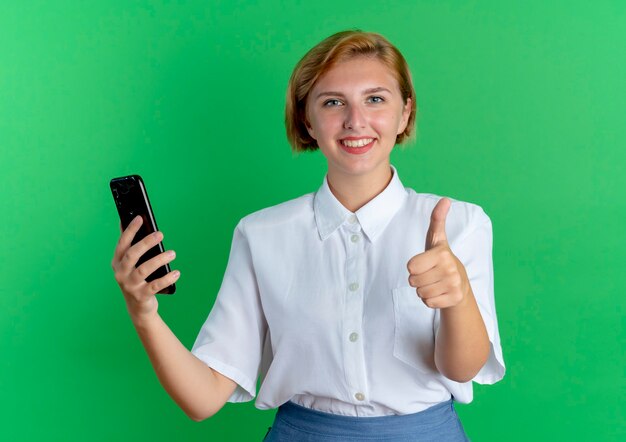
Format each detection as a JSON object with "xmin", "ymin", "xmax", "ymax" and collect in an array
[
  {"xmin": 323, "ymin": 99, "xmax": 342, "ymax": 107},
  {"xmin": 368, "ymin": 96, "xmax": 384, "ymax": 103}
]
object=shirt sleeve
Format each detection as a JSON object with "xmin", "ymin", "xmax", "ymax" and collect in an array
[
  {"xmin": 434, "ymin": 208, "xmax": 506, "ymax": 384},
  {"xmin": 191, "ymin": 220, "xmax": 268, "ymax": 402}
]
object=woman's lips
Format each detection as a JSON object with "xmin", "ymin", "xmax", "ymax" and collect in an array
[{"xmin": 339, "ymin": 138, "xmax": 375, "ymax": 154}]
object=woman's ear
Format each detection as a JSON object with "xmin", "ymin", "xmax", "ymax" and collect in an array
[
  {"xmin": 397, "ymin": 97, "xmax": 412, "ymax": 135},
  {"xmin": 305, "ymin": 118, "xmax": 316, "ymax": 140}
]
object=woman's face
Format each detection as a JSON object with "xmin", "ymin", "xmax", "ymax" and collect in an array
[{"xmin": 305, "ymin": 56, "xmax": 411, "ymax": 181}]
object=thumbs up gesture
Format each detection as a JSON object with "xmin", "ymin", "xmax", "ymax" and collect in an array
[{"xmin": 406, "ymin": 198, "xmax": 470, "ymax": 309}]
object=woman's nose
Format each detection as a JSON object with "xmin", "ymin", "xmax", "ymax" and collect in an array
[{"xmin": 343, "ymin": 104, "xmax": 366, "ymax": 130}]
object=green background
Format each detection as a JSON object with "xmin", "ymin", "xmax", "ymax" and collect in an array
[{"xmin": 1, "ymin": 1, "xmax": 624, "ymax": 440}]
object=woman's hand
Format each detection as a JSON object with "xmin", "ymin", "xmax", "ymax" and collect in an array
[
  {"xmin": 406, "ymin": 198, "xmax": 490, "ymax": 381},
  {"xmin": 407, "ymin": 198, "xmax": 470, "ymax": 310},
  {"xmin": 111, "ymin": 216, "xmax": 180, "ymax": 322}
]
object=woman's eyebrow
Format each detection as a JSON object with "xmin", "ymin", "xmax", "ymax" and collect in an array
[
  {"xmin": 315, "ymin": 87, "xmax": 392, "ymax": 100},
  {"xmin": 363, "ymin": 87, "xmax": 392, "ymax": 95},
  {"xmin": 315, "ymin": 91, "xmax": 344, "ymax": 99}
]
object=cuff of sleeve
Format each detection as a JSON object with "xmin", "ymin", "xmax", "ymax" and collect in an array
[
  {"xmin": 473, "ymin": 309, "xmax": 506, "ymax": 384},
  {"xmin": 191, "ymin": 351, "xmax": 256, "ymax": 403}
]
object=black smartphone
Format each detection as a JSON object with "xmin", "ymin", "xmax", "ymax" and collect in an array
[{"xmin": 110, "ymin": 175, "xmax": 176, "ymax": 295}]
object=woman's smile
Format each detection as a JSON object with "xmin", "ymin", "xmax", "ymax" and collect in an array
[{"xmin": 338, "ymin": 137, "xmax": 376, "ymax": 154}]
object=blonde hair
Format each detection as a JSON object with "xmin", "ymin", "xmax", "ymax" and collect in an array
[{"xmin": 285, "ymin": 30, "xmax": 417, "ymax": 152}]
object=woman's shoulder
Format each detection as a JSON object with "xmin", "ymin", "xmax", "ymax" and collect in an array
[
  {"xmin": 403, "ymin": 188, "xmax": 492, "ymax": 238},
  {"xmin": 237, "ymin": 192, "xmax": 316, "ymax": 232}
]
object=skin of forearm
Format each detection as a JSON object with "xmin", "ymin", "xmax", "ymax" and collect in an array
[
  {"xmin": 433, "ymin": 287, "xmax": 490, "ymax": 383},
  {"xmin": 131, "ymin": 311, "xmax": 234, "ymax": 421}
]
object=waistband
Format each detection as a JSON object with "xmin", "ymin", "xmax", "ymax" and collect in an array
[{"xmin": 274, "ymin": 399, "xmax": 457, "ymax": 438}]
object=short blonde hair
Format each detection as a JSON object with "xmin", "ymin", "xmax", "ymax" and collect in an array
[{"xmin": 285, "ymin": 30, "xmax": 417, "ymax": 152}]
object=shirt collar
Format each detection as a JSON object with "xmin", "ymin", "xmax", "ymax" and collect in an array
[{"xmin": 313, "ymin": 165, "xmax": 408, "ymax": 243}]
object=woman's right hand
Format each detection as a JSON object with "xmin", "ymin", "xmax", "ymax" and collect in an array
[{"xmin": 111, "ymin": 216, "xmax": 180, "ymax": 322}]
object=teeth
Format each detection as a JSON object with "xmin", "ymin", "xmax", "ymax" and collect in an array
[{"xmin": 341, "ymin": 138, "xmax": 373, "ymax": 148}]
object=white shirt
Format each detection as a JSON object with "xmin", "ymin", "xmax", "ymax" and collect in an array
[{"xmin": 191, "ymin": 165, "xmax": 505, "ymax": 417}]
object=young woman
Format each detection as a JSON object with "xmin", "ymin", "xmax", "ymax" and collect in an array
[{"xmin": 112, "ymin": 30, "xmax": 505, "ymax": 441}]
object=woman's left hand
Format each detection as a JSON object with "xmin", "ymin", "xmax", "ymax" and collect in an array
[{"xmin": 406, "ymin": 198, "xmax": 471, "ymax": 310}]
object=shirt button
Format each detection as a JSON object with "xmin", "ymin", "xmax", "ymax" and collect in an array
[
  {"xmin": 355, "ymin": 392, "xmax": 365, "ymax": 401},
  {"xmin": 348, "ymin": 215, "xmax": 358, "ymax": 224},
  {"xmin": 350, "ymin": 234, "xmax": 360, "ymax": 243},
  {"xmin": 349, "ymin": 332, "xmax": 359, "ymax": 342},
  {"xmin": 349, "ymin": 282, "xmax": 359, "ymax": 292}
]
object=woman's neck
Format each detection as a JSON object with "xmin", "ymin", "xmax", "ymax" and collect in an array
[{"xmin": 326, "ymin": 165, "xmax": 393, "ymax": 213}]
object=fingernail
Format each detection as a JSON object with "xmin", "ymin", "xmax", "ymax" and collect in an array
[
  {"xmin": 168, "ymin": 250, "xmax": 176, "ymax": 258},
  {"xmin": 172, "ymin": 270, "xmax": 180, "ymax": 279}
]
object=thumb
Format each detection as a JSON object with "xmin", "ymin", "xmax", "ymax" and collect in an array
[{"xmin": 425, "ymin": 197, "xmax": 451, "ymax": 250}]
